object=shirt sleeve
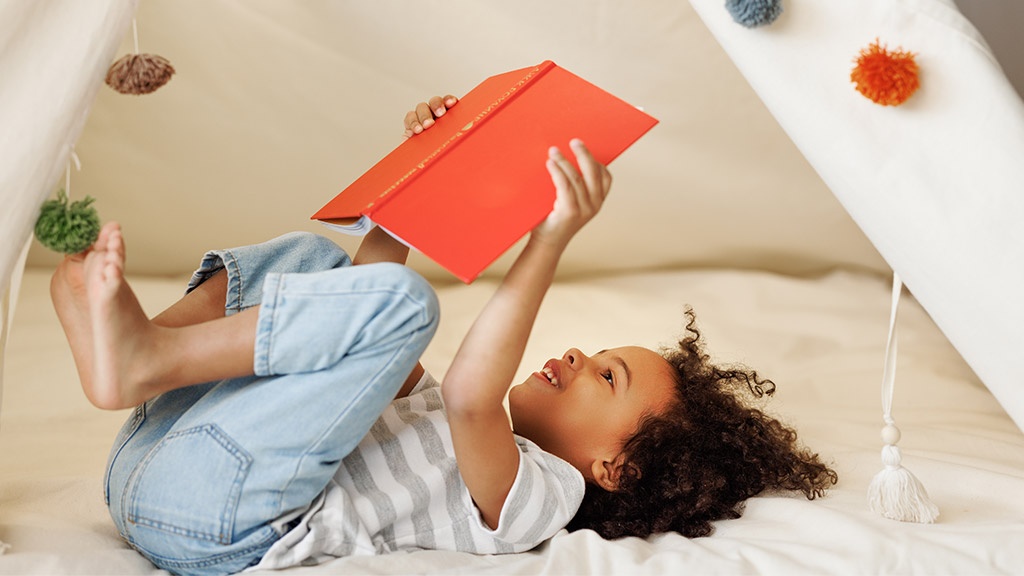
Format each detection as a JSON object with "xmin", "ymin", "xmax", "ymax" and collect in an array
[{"xmin": 468, "ymin": 436, "xmax": 586, "ymax": 551}]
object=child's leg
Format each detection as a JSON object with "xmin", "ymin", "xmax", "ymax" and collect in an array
[
  {"xmin": 150, "ymin": 269, "xmax": 228, "ymax": 328},
  {"xmin": 51, "ymin": 227, "xmax": 227, "ymax": 391},
  {"xmin": 55, "ymin": 225, "xmax": 353, "ymax": 409},
  {"xmin": 151, "ymin": 230, "xmax": 351, "ymax": 328},
  {"xmin": 108, "ymin": 262, "xmax": 439, "ymax": 574},
  {"xmin": 82, "ymin": 224, "xmax": 260, "ymax": 410}
]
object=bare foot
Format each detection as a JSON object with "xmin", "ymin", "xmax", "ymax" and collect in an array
[
  {"xmin": 83, "ymin": 223, "xmax": 156, "ymax": 409},
  {"xmin": 51, "ymin": 250, "xmax": 94, "ymax": 386}
]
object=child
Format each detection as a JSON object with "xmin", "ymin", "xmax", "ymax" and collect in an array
[{"xmin": 51, "ymin": 96, "xmax": 836, "ymax": 575}]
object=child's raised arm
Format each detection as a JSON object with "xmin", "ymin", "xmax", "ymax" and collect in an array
[{"xmin": 442, "ymin": 140, "xmax": 611, "ymax": 529}]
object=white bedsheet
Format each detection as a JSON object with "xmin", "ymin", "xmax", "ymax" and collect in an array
[{"xmin": 2, "ymin": 267, "xmax": 1023, "ymax": 574}]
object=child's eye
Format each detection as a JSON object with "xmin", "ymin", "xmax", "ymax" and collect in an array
[{"xmin": 602, "ymin": 370, "xmax": 614, "ymax": 387}]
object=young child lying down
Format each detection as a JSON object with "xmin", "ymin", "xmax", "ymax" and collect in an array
[{"xmin": 50, "ymin": 95, "xmax": 837, "ymax": 575}]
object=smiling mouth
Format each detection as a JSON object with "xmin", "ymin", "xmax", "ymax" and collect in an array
[
  {"xmin": 535, "ymin": 360, "xmax": 561, "ymax": 388},
  {"xmin": 541, "ymin": 366, "xmax": 559, "ymax": 386}
]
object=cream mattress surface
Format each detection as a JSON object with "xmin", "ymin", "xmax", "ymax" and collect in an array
[{"xmin": 2, "ymin": 266, "xmax": 1023, "ymax": 574}]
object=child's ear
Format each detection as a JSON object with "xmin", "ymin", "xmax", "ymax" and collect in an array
[{"xmin": 591, "ymin": 452, "xmax": 638, "ymax": 492}]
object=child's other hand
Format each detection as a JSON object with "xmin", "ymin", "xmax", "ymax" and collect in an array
[
  {"xmin": 531, "ymin": 139, "xmax": 612, "ymax": 250},
  {"xmin": 403, "ymin": 95, "xmax": 459, "ymax": 138}
]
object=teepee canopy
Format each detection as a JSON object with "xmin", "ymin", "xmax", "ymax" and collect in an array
[
  {"xmin": 0, "ymin": 0, "xmax": 136, "ymax": 418},
  {"xmin": 687, "ymin": 0, "xmax": 1024, "ymax": 430},
  {"xmin": 0, "ymin": 0, "xmax": 136, "ymax": 292}
]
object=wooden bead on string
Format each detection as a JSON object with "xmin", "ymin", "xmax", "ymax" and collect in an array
[{"xmin": 881, "ymin": 424, "xmax": 901, "ymax": 446}]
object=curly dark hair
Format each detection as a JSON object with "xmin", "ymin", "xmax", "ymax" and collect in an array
[{"xmin": 566, "ymin": 307, "xmax": 838, "ymax": 539}]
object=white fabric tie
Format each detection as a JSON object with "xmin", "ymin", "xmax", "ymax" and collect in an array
[{"xmin": 867, "ymin": 272, "xmax": 939, "ymax": 523}]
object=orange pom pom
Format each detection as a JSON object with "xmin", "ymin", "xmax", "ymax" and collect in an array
[{"xmin": 851, "ymin": 39, "xmax": 920, "ymax": 106}]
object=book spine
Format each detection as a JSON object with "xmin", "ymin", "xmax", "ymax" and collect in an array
[{"xmin": 373, "ymin": 61, "xmax": 557, "ymax": 209}]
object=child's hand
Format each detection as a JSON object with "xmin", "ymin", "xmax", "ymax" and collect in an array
[
  {"xmin": 531, "ymin": 139, "xmax": 612, "ymax": 250},
  {"xmin": 403, "ymin": 94, "xmax": 459, "ymax": 138}
]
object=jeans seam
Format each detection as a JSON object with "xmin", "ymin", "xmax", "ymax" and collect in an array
[
  {"xmin": 128, "ymin": 525, "xmax": 278, "ymax": 570},
  {"xmin": 222, "ymin": 250, "xmax": 244, "ymax": 314},
  {"xmin": 185, "ymin": 254, "xmax": 224, "ymax": 296},
  {"xmin": 254, "ymin": 273, "xmax": 282, "ymax": 377},
  {"xmin": 105, "ymin": 403, "xmax": 146, "ymax": 506}
]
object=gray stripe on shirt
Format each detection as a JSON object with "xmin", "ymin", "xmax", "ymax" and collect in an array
[
  {"xmin": 520, "ymin": 475, "xmax": 559, "ymax": 546},
  {"xmin": 490, "ymin": 451, "xmax": 534, "ymax": 552},
  {"xmin": 395, "ymin": 388, "xmax": 478, "ymax": 553},
  {"xmin": 493, "ymin": 537, "xmax": 516, "ymax": 554},
  {"xmin": 339, "ymin": 489, "xmax": 360, "ymax": 557},
  {"xmin": 369, "ymin": 413, "xmax": 437, "ymax": 550},
  {"xmin": 532, "ymin": 446, "xmax": 586, "ymax": 506},
  {"xmin": 343, "ymin": 447, "xmax": 397, "ymax": 546}
]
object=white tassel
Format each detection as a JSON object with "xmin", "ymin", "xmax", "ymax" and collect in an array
[
  {"xmin": 868, "ymin": 432, "xmax": 939, "ymax": 522},
  {"xmin": 866, "ymin": 273, "xmax": 939, "ymax": 523}
]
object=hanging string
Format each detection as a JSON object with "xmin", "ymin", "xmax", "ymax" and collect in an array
[
  {"xmin": 132, "ymin": 17, "xmax": 140, "ymax": 54},
  {"xmin": 880, "ymin": 272, "xmax": 901, "ymax": 432},
  {"xmin": 65, "ymin": 150, "xmax": 82, "ymax": 200},
  {"xmin": 867, "ymin": 272, "xmax": 939, "ymax": 523}
]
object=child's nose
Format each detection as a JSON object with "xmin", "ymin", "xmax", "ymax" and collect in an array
[{"xmin": 564, "ymin": 348, "xmax": 588, "ymax": 370}]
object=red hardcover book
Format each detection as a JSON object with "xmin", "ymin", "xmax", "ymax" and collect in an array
[{"xmin": 312, "ymin": 60, "xmax": 658, "ymax": 283}]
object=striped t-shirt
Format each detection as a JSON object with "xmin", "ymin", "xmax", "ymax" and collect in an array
[{"xmin": 253, "ymin": 371, "xmax": 586, "ymax": 569}]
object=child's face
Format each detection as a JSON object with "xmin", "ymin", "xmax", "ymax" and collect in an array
[{"xmin": 508, "ymin": 346, "xmax": 677, "ymax": 484}]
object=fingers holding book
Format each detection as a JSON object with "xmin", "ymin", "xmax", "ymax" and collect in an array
[
  {"xmin": 567, "ymin": 138, "xmax": 612, "ymax": 202},
  {"xmin": 403, "ymin": 94, "xmax": 459, "ymax": 138},
  {"xmin": 533, "ymin": 139, "xmax": 612, "ymax": 250}
]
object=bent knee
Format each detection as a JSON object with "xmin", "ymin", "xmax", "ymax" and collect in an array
[
  {"xmin": 276, "ymin": 231, "xmax": 334, "ymax": 252},
  {"xmin": 274, "ymin": 229, "xmax": 346, "ymax": 256},
  {"xmin": 373, "ymin": 263, "xmax": 439, "ymax": 330}
]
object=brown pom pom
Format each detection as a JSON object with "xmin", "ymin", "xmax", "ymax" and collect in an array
[
  {"xmin": 105, "ymin": 53, "xmax": 175, "ymax": 95},
  {"xmin": 851, "ymin": 39, "xmax": 920, "ymax": 106}
]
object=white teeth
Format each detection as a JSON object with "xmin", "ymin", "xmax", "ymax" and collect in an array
[{"xmin": 542, "ymin": 367, "xmax": 558, "ymax": 386}]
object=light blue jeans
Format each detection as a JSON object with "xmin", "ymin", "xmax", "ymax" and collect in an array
[{"xmin": 103, "ymin": 232, "xmax": 439, "ymax": 575}]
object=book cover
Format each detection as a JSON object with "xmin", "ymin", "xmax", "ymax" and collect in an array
[{"xmin": 312, "ymin": 60, "xmax": 658, "ymax": 283}]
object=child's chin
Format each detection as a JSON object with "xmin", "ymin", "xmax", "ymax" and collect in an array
[
  {"xmin": 509, "ymin": 380, "xmax": 535, "ymax": 401},
  {"xmin": 507, "ymin": 386, "xmax": 532, "ymax": 420},
  {"xmin": 507, "ymin": 383, "xmax": 525, "ymax": 407}
]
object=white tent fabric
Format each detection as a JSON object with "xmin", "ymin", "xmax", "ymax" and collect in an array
[
  {"xmin": 0, "ymin": 0, "xmax": 136, "ymax": 435},
  {"xmin": 687, "ymin": 0, "xmax": 1024, "ymax": 431},
  {"xmin": 0, "ymin": 239, "xmax": 30, "ymax": 422},
  {"xmin": 2, "ymin": 1, "xmax": 1023, "ymax": 572}
]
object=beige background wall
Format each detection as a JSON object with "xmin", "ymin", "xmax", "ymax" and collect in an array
[{"xmin": 27, "ymin": 0, "xmax": 893, "ymax": 282}]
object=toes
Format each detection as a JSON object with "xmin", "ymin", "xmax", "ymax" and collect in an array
[
  {"xmin": 92, "ymin": 222, "xmax": 122, "ymax": 253},
  {"xmin": 103, "ymin": 245, "xmax": 124, "ymax": 278},
  {"xmin": 102, "ymin": 261, "xmax": 117, "ymax": 286},
  {"xmin": 108, "ymin": 230, "xmax": 125, "ymax": 263}
]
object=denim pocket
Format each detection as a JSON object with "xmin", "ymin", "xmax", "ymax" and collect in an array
[
  {"xmin": 105, "ymin": 403, "xmax": 147, "ymax": 506},
  {"xmin": 127, "ymin": 424, "xmax": 252, "ymax": 546}
]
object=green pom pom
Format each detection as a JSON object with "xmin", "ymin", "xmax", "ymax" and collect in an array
[{"xmin": 34, "ymin": 189, "xmax": 101, "ymax": 254}]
